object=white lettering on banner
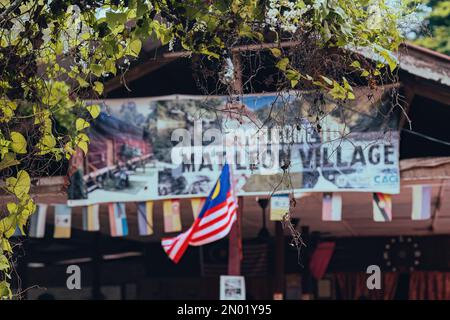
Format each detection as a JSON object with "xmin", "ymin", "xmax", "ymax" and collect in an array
[{"xmin": 66, "ymin": 93, "xmax": 400, "ymax": 206}]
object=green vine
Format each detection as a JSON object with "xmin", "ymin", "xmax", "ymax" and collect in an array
[{"xmin": 0, "ymin": 0, "xmax": 413, "ymax": 298}]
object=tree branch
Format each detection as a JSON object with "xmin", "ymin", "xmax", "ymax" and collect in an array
[{"xmin": 0, "ymin": 0, "xmax": 24, "ymax": 23}]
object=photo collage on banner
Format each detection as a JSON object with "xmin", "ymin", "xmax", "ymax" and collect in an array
[{"xmin": 67, "ymin": 89, "xmax": 400, "ymax": 207}]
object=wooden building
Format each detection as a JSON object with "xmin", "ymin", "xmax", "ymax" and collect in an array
[{"xmin": 11, "ymin": 42, "xmax": 450, "ymax": 300}]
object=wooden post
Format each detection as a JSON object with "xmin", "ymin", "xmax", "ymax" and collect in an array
[
  {"xmin": 91, "ymin": 232, "xmax": 102, "ymax": 300},
  {"xmin": 228, "ymin": 197, "xmax": 243, "ymax": 275},
  {"xmin": 399, "ymin": 85, "xmax": 415, "ymax": 130},
  {"xmin": 228, "ymin": 51, "xmax": 244, "ymax": 276},
  {"xmin": 16, "ymin": 240, "xmax": 29, "ymax": 300},
  {"xmin": 232, "ymin": 52, "xmax": 243, "ymax": 95},
  {"xmin": 273, "ymin": 221, "xmax": 285, "ymax": 299},
  {"xmin": 301, "ymin": 226, "xmax": 315, "ymax": 300}
]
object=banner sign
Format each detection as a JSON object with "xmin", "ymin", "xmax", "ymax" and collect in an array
[{"xmin": 68, "ymin": 90, "xmax": 399, "ymax": 206}]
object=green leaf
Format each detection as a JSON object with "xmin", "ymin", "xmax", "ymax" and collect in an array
[
  {"xmin": 322, "ymin": 21, "xmax": 331, "ymax": 41},
  {"xmin": 375, "ymin": 46, "xmax": 398, "ymax": 72},
  {"xmin": 1, "ymin": 214, "xmax": 17, "ymax": 238},
  {"xmin": 6, "ymin": 202, "xmax": 17, "ymax": 215},
  {"xmin": 275, "ymin": 58, "xmax": 289, "ymax": 72},
  {"xmin": 320, "ymin": 76, "xmax": 333, "ymax": 86},
  {"xmin": 77, "ymin": 77, "xmax": 89, "ymax": 88},
  {"xmin": 0, "ymin": 153, "xmax": 19, "ymax": 171},
  {"xmin": 55, "ymin": 40, "xmax": 64, "ymax": 55},
  {"xmin": 76, "ymin": 118, "xmax": 90, "ymax": 131},
  {"xmin": 77, "ymin": 133, "xmax": 90, "ymax": 142},
  {"xmin": 347, "ymin": 91, "xmax": 355, "ymax": 100},
  {"xmin": 285, "ymin": 69, "xmax": 300, "ymax": 88},
  {"xmin": 290, "ymin": 79, "xmax": 298, "ymax": 88},
  {"xmin": 87, "ymin": 104, "xmax": 101, "ymax": 119},
  {"xmin": 350, "ymin": 60, "xmax": 361, "ymax": 68},
  {"xmin": 90, "ymin": 64, "xmax": 103, "ymax": 77},
  {"xmin": 0, "ymin": 255, "xmax": 9, "ymax": 272},
  {"xmin": 10, "ymin": 131, "xmax": 27, "ymax": 154},
  {"xmin": 6, "ymin": 170, "xmax": 31, "ymax": 198},
  {"xmin": 106, "ymin": 11, "xmax": 127, "ymax": 27},
  {"xmin": 129, "ymin": 39, "xmax": 142, "ymax": 57},
  {"xmin": 41, "ymin": 134, "xmax": 56, "ymax": 149},
  {"xmin": 77, "ymin": 140, "xmax": 88, "ymax": 155},
  {"xmin": 285, "ymin": 69, "xmax": 300, "ymax": 81},
  {"xmin": 0, "ymin": 280, "xmax": 12, "ymax": 299},
  {"xmin": 269, "ymin": 48, "xmax": 282, "ymax": 57},
  {"xmin": 0, "ymin": 239, "xmax": 12, "ymax": 253},
  {"xmin": 342, "ymin": 77, "xmax": 352, "ymax": 90},
  {"xmin": 104, "ymin": 60, "xmax": 117, "ymax": 75},
  {"xmin": 93, "ymin": 82, "xmax": 104, "ymax": 95}
]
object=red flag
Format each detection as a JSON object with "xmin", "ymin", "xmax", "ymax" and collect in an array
[{"xmin": 309, "ymin": 242, "xmax": 336, "ymax": 280}]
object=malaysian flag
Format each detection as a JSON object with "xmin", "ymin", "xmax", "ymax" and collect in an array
[{"xmin": 162, "ymin": 163, "xmax": 238, "ymax": 263}]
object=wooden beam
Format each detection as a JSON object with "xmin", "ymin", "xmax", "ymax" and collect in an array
[
  {"xmin": 162, "ymin": 41, "xmax": 301, "ymax": 59},
  {"xmin": 401, "ymin": 75, "xmax": 450, "ymax": 106},
  {"xmin": 341, "ymin": 220, "xmax": 358, "ymax": 237}
]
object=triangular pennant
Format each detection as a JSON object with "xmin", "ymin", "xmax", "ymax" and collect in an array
[
  {"xmin": 29, "ymin": 204, "xmax": 48, "ymax": 238},
  {"xmin": 137, "ymin": 201, "xmax": 154, "ymax": 236},
  {"xmin": 54, "ymin": 204, "xmax": 72, "ymax": 238},
  {"xmin": 270, "ymin": 194, "xmax": 289, "ymax": 221},
  {"xmin": 411, "ymin": 185, "xmax": 432, "ymax": 220},
  {"xmin": 108, "ymin": 203, "xmax": 128, "ymax": 237},
  {"xmin": 322, "ymin": 193, "xmax": 342, "ymax": 221},
  {"xmin": 373, "ymin": 193, "xmax": 392, "ymax": 222},
  {"xmin": 82, "ymin": 204, "xmax": 100, "ymax": 231},
  {"xmin": 163, "ymin": 199, "xmax": 182, "ymax": 233}
]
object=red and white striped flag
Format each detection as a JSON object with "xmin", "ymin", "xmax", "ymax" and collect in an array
[{"xmin": 162, "ymin": 164, "xmax": 238, "ymax": 263}]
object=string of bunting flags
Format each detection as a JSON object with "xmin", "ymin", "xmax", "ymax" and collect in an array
[
  {"xmin": 269, "ymin": 187, "xmax": 432, "ymax": 223},
  {"xmin": 25, "ymin": 186, "xmax": 432, "ymax": 239},
  {"xmin": 26, "ymin": 199, "xmax": 187, "ymax": 239}
]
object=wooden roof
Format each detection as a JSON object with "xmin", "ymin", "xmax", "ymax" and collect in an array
[{"xmin": 9, "ymin": 42, "xmax": 450, "ymax": 240}]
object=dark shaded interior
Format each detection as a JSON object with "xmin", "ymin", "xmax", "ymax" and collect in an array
[{"xmin": 400, "ymin": 94, "xmax": 450, "ymax": 159}]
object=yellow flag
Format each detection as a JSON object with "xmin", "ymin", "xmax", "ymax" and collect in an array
[
  {"xmin": 191, "ymin": 198, "xmax": 206, "ymax": 218},
  {"xmin": 54, "ymin": 205, "xmax": 72, "ymax": 238},
  {"xmin": 163, "ymin": 199, "xmax": 182, "ymax": 232}
]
